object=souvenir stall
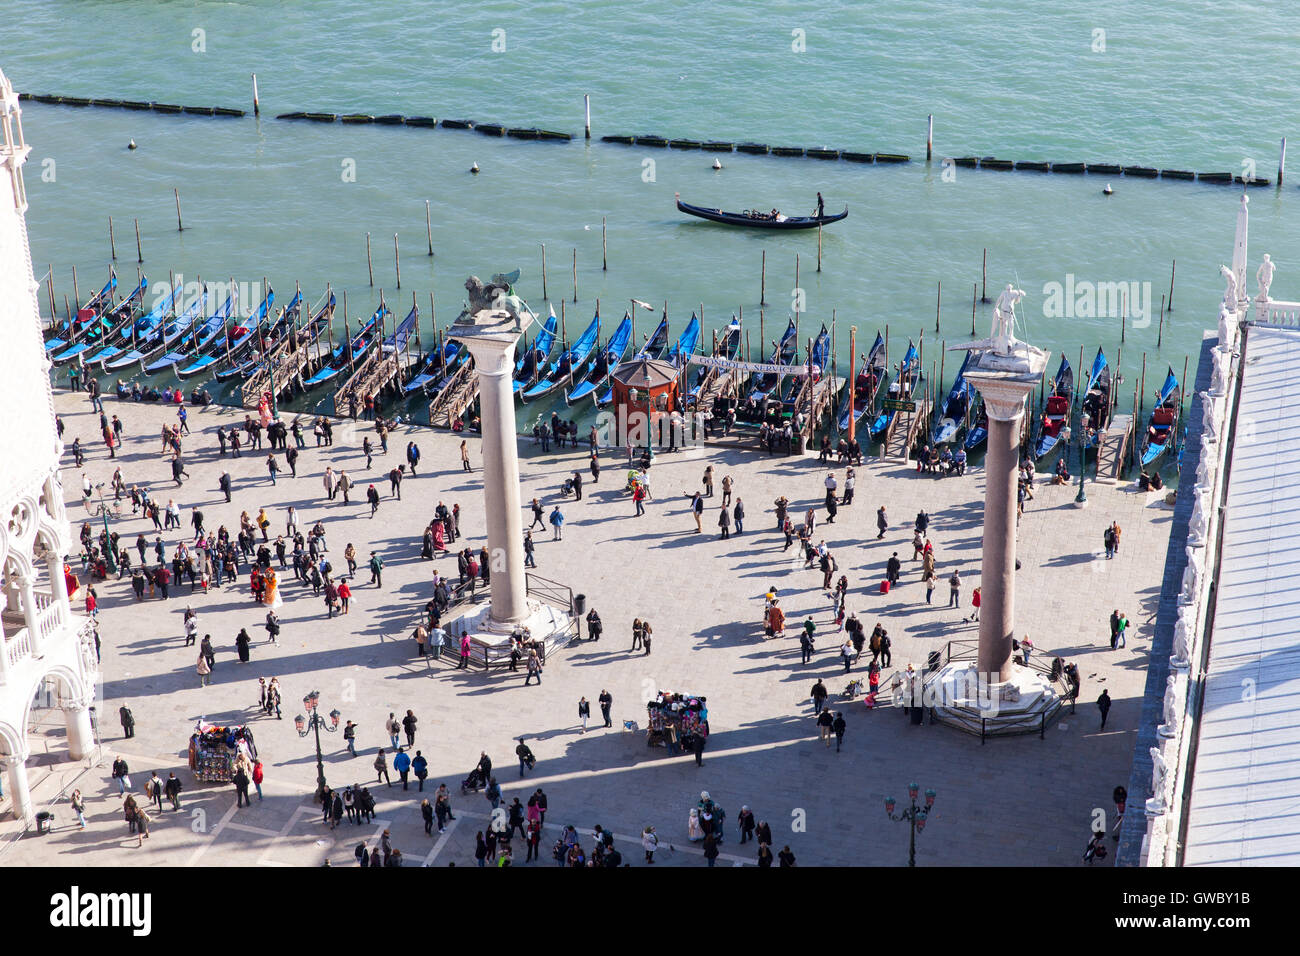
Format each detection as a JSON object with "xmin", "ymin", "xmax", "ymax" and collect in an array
[
  {"xmin": 188, "ymin": 722, "xmax": 258, "ymax": 783},
  {"xmin": 645, "ymin": 690, "xmax": 708, "ymax": 752}
]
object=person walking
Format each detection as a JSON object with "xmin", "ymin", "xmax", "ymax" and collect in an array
[
  {"xmin": 343, "ymin": 720, "xmax": 358, "ymax": 757},
  {"xmin": 718, "ymin": 505, "xmax": 731, "ymax": 539},
  {"xmin": 401, "ymin": 709, "xmax": 418, "ymax": 747},
  {"xmin": 197, "ymin": 652, "xmax": 212, "ymax": 687},
  {"xmin": 266, "ymin": 453, "xmax": 279, "ymax": 485},
  {"xmin": 367, "ymin": 484, "xmax": 381, "ymax": 517},
  {"xmin": 733, "ymin": 498, "xmax": 744, "ymax": 535},
  {"xmin": 832, "ymin": 711, "xmax": 847, "ymax": 752},
  {"xmin": 642, "ymin": 826, "xmax": 659, "ymax": 864},
  {"xmin": 368, "ymin": 551, "xmax": 383, "ymax": 587},
  {"xmin": 525, "ymin": 650, "xmax": 543, "ymax": 686},
  {"xmin": 119, "ymin": 702, "xmax": 135, "ymax": 739},
  {"xmin": 876, "ymin": 506, "xmax": 889, "ymax": 539},
  {"xmin": 810, "ymin": 679, "xmax": 828, "ymax": 715},
  {"xmin": 411, "ymin": 751, "xmax": 428, "ymax": 791},
  {"xmin": 1097, "ymin": 689, "xmax": 1112, "ymax": 729},
  {"xmin": 598, "ymin": 688, "xmax": 613, "ymax": 728},
  {"xmin": 578, "ymin": 696, "xmax": 591, "ymax": 734},
  {"xmin": 393, "ymin": 747, "xmax": 411, "ymax": 790},
  {"xmin": 385, "ymin": 712, "xmax": 400, "ymax": 750},
  {"xmin": 529, "ymin": 497, "xmax": 545, "ymax": 531},
  {"xmin": 800, "ymin": 627, "xmax": 814, "ymax": 665},
  {"xmin": 164, "ymin": 772, "xmax": 183, "ymax": 811},
  {"xmin": 460, "ymin": 440, "xmax": 472, "ymax": 472},
  {"xmin": 147, "ymin": 771, "xmax": 164, "ymax": 813},
  {"xmin": 252, "ymin": 759, "xmax": 264, "ymax": 800},
  {"xmin": 968, "ymin": 586, "xmax": 982, "ymax": 622},
  {"xmin": 374, "ymin": 748, "xmax": 391, "ymax": 787},
  {"xmin": 548, "ymin": 506, "xmax": 565, "ymax": 541},
  {"xmin": 948, "ymin": 570, "xmax": 961, "ymax": 608},
  {"xmin": 233, "ymin": 766, "xmax": 251, "ymax": 808},
  {"xmin": 817, "ymin": 707, "xmax": 834, "ymax": 747}
]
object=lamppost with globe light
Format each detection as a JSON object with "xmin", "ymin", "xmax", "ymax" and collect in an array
[
  {"xmin": 86, "ymin": 481, "xmax": 119, "ymax": 575},
  {"xmin": 294, "ymin": 690, "xmax": 340, "ymax": 799},
  {"xmin": 884, "ymin": 783, "xmax": 936, "ymax": 866}
]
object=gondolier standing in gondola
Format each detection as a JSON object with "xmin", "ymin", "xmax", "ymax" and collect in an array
[{"xmin": 815, "ymin": 192, "xmax": 825, "ymax": 218}]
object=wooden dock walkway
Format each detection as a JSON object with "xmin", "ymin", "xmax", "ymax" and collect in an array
[
  {"xmin": 885, "ymin": 395, "xmax": 932, "ymax": 461},
  {"xmin": 1095, "ymin": 412, "xmax": 1134, "ymax": 483},
  {"xmin": 428, "ymin": 360, "xmax": 478, "ymax": 428}
]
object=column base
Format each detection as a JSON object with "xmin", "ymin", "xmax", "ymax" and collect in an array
[
  {"xmin": 921, "ymin": 660, "xmax": 1070, "ymax": 738},
  {"xmin": 452, "ymin": 600, "xmax": 574, "ymax": 658}
]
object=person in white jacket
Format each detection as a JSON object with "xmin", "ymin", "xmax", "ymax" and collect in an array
[{"xmin": 642, "ymin": 825, "xmax": 659, "ymax": 864}]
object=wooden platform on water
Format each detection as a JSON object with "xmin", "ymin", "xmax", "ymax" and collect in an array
[
  {"xmin": 885, "ymin": 395, "xmax": 932, "ymax": 461},
  {"xmin": 1095, "ymin": 413, "xmax": 1134, "ymax": 483},
  {"xmin": 428, "ymin": 361, "xmax": 479, "ymax": 428}
]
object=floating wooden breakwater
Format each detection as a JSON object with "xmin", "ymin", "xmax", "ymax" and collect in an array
[
  {"xmin": 18, "ymin": 91, "xmax": 1280, "ymax": 186},
  {"xmin": 19, "ymin": 92, "xmax": 244, "ymax": 117}
]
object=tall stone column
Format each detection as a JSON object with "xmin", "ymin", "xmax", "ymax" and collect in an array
[
  {"xmin": 450, "ymin": 307, "xmax": 532, "ymax": 628},
  {"xmin": 962, "ymin": 337, "xmax": 1047, "ymax": 686},
  {"xmin": 61, "ymin": 695, "xmax": 96, "ymax": 761},
  {"xmin": 976, "ymin": 408, "xmax": 1024, "ymax": 681}
]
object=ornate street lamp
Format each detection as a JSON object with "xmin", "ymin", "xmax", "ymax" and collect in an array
[
  {"xmin": 294, "ymin": 690, "xmax": 341, "ymax": 799},
  {"xmin": 1075, "ymin": 422, "xmax": 1088, "ymax": 506},
  {"xmin": 87, "ymin": 481, "xmax": 119, "ymax": 575},
  {"xmin": 884, "ymin": 783, "xmax": 937, "ymax": 866}
]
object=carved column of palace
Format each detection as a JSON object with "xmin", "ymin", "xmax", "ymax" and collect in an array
[
  {"xmin": 3, "ymin": 746, "xmax": 33, "ymax": 823},
  {"xmin": 449, "ymin": 307, "xmax": 534, "ymax": 627},
  {"xmin": 964, "ymin": 347, "xmax": 1047, "ymax": 683},
  {"xmin": 61, "ymin": 690, "xmax": 96, "ymax": 761}
]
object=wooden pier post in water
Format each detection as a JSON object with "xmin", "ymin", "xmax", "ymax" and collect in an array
[
  {"xmin": 1278, "ymin": 137, "xmax": 1287, "ymax": 188},
  {"xmin": 927, "ymin": 114, "xmax": 933, "ymax": 162},
  {"xmin": 970, "ymin": 283, "xmax": 977, "ymax": 335},
  {"xmin": 541, "ymin": 243, "xmax": 548, "ymax": 300},
  {"xmin": 760, "ymin": 250, "xmax": 767, "ymax": 305},
  {"xmin": 109, "ymin": 217, "xmax": 116, "ymax": 260},
  {"xmin": 174, "ymin": 188, "xmax": 183, "ymax": 231},
  {"xmin": 572, "ymin": 248, "xmax": 578, "ymax": 303},
  {"xmin": 1121, "ymin": 289, "xmax": 1127, "ymax": 343},
  {"xmin": 980, "ymin": 249, "xmax": 988, "ymax": 302},
  {"xmin": 71, "ymin": 266, "xmax": 79, "ymax": 317},
  {"xmin": 817, "ymin": 223, "xmax": 822, "ymax": 273},
  {"xmin": 426, "ymin": 200, "xmax": 433, "ymax": 256},
  {"xmin": 1157, "ymin": 294, "xmax": 1165, "ymax": 348},
  {"xmin": 394, "ymin": 234, "xmax": 401, "ymax": 290},
  {"xmin": 1167, "ymin": 259, "xmax": 1176, "ymax": 313},
  {"xmin": 366, "ymin": 233, "xmax": 373, "ymax": 287},
  {"xmin": 794, "ymin": 253, "xmax": 800, "ymax": 305},
  {"xmin": 1139, "ymin": 353, "xmax": 1147, "ymax": 418},
  {"xmin": 251, "ymin": 73, "xmax": 260, "ymax": 117},
  {"xmin": 134, "ymin": 218, "xmax": 142, "ymax": 263},
  {"xmin": 46, "ymin": 266, "xmax": 55, "ymax": 322},
  {"xmin": 602, "ymin": 217, "xmax": 607, "ymax": 271},
  {"xmin": 584, "ymin": 94, "xmax": 591, "ymax": 140},
  {"xmin": 935, "ymin": 281, "xmax": 941, "ymax": 333}
]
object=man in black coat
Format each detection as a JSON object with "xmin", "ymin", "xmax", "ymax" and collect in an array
[
  {"xmin": 233, "ymin": 768, "xmax": 251, "ymax": 807},
  {"xmin": 886, "ymin": 552, "xmax": 902, "ymax": 587},
  {"xmin": 598, "ymin": 689, "xmax": 613, "ymax": 728},
  {"xmin": 119, "ymin": 703, "xmax": 135, "ymax": 739}
]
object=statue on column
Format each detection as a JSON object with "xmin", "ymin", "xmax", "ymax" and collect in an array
[
  {"xmin": 1149, "ymin": 745, "xmax": 1170, "ymax": 802},
  {"xmin": 1256, "ymin": 254, "xmax": 1275, "ymax": 301},
  {"xmin": 991, "ymin": 284, "xmax": 1026, "ymax": 354},
  {"xmin": 1219, "ymin": 265, "xmax": 1238, "ymax": 312},
  {"xmin": 1158, "ymin": 674, "xmax": 1179, "ymax": 737},
  {"xmin": 1171, "ymin": 617, "xmax": 1192, "ymax": 669},
  {"xmin": 1200, "ymin": 391, "xmax": 1219, "ymax": 443}
]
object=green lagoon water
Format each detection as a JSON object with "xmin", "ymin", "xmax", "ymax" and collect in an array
[{"xmin": 3, "ymin": 0, "xmax": 1297, "ymax": 443}]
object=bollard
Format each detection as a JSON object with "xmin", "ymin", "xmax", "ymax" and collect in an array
[
  {"xmin": 927, "ymin": 114, "xmax": 933, "ymax": 162},
  {"xmin": 252, "ymin": 73, "xmax": 260, "ymax": 117},
  {"xmin": 174, "ymin": 187, "xmax": 183, "ymax": 231},
  {"xmin": 584, "ymin": 94, "xmax": 591, "ymax": 140}
]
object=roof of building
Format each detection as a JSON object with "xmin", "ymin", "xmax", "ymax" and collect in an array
[{"xmin": 1183, "ymin": 323, "xmax": 1300, "ymax": 865}]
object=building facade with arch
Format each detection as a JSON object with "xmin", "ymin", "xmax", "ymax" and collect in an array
[{"xmin": 0, "ymin": 67, "xmax": 99, "ymax": 824}]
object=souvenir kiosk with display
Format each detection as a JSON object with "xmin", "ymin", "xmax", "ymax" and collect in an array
[
  {"xmin": 189, "ymin": 721, "xmax": 258, "ymax": 783},
  {"xmin": 610, "ymin": 356, "xmax": 679, "ymax": 455},
  {"xmin": 646, "ymin": 690, "xmax": 708, "ymax": 754}
]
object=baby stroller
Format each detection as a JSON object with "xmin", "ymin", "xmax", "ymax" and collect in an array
[
  {"xmin": 460, "ymin": 767, "xmax": 486, "ymax": 794},
  {"xmin": 842, "ymin": 677, "xmax": 864, "ymax": 699},
  {"xmin": 559, "ymin": 477, "xmax": 575, "ymax": 498}
]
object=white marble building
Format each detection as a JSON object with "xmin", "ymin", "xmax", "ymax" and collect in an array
[{"xmin": 0, "ymin": 68, "xmax": 99, "ymax": 824}]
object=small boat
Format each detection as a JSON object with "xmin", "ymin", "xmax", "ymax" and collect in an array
[
  {"xmin": 636, "ymin": 313, "xmax": 671, "ymax": 361},
  {"xmin": 143, "ymin": 286, "xmax": 213, "ymax": 373},
  {"xmin": 508, "ymin": 306, "xmax": 559, "ymax": 397},
  {"xmin": 302, "ymin": 303, "xmax": 389, "ymax": 390},
  {"xmin": 931, "ymin": 351, "xmax": 977, "ymax": 446},
  {"xmin": 215, "ymin": 291, "xmax": 300, "ymax": 383},
  {"xmin": 46, "ymin": 270, "xmax": 117, "ymax": 352},
  {"xmin": 748, "ymin": 318, "xmax": 799, "ymax": 402},
  {"xmin": 964, "ymin": 399, "xmax": 989, "ymax": 452},
  {"xmin": 868, "ymin": 340, "xmax": 919, "ymax": 442},
  {"xmin": 675, "ymin": 192, "xmax": 848, "ymax": 230},
  {"xmin": 1080, "ymin": 347, "xmax": 1111, "ymax": 448},
  {"xmin": 783, "ymin": 324, "xmax": 829, "ymax": 409},
  {"xmin": 567, "ymin": 313, "xmax": 633, "ymax": 405},
  {"xmin": 520, "ymin": 311, "xmax": 600, "ymax": 403},
  {"xmin": 1139, "ymin": 367, "xmax": 1181, "ymax": 466},
  {"xmin": 80, "ymin": 277, "xmax": 150, "ymax": 368},
  {"xmin": 835, "ymin": 331, "xmax": 886, "ymax": 433},
  {"xmin": 102, "ymin": 284, "xmax": 180, "ymax": 371},
  {"xmin": 666, "ymin": 313, "xmax": 701, "ymax": 368},
  {"xmin": 1032, "ymin": 355, "xmax": 1075, "ymax": 459},
  {"xmin": 174, "ymin": 291, "xmax": 239, "ymax": 379},
  {"xmin": 212, "ymin": 289, "xmax": 277, "ymax": 381}
]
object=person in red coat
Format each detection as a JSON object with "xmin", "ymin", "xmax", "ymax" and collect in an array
[{"xmin": 252, "ymin": 760, "xmax": 264, "ymax": 801}]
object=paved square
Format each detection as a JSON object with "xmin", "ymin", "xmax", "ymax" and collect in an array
[{"xmin": 6, "ymin": 390, "xmax": 1170, "ymax": 866}]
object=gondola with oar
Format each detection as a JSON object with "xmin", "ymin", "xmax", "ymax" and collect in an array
[
  {"xmin": 46, "ymin": 270, "xmax": 117, "ymax": 354},
  {"xmin": 173, "ymin": 290, "xmax": 239, "ymax": 379},
  {"xmin": 836, "ymin": 332, "xmax": 886, "ymax": 434},
  {"xmin": 675, "ymin": 192, "xmax": 848, "ymax": 230},
  {"xmin": 868, "ymin": 340, "xmax": 919, "ymax": 443},
  {"xmin": 520, "ymin": 309, "xmax": 600, "ymax": 403},
  {"xmin": 507, "ymin": 305, "xmax": 558, "ymax": 397},
  {"xmin": 1139, "ymin": 367, "xmax": 1181, "ymax": 467},
  {"xmin": 1080, "ymin": 347, "xmax": 1111, "ymax": 449},
  {"xmin": 748, "ymin": 317, "xmax": 799, "ymax": 403}
]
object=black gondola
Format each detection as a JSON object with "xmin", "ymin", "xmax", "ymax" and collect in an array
[{"xmin": 675, "ymin": 192, "xmax": 847, "ymax": 230}]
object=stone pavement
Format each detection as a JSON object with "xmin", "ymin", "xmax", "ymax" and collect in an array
[{"xmin": 8, "ymin": 390, "xmax": 1172, "ymax": 866}]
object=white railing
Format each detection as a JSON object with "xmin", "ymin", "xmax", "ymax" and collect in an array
[
  {"xmin": 1253, "ymin": 298, "xmax": 1300, "ymax": 326},
  {"xmin": 4, "ymin": 627, "xmax": 32, "ymax": 670},
  {"xmin": 36, "ymin": 600, "xmax": 66, "ymax": 642}
]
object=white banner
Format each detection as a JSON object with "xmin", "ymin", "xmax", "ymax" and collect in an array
[{"xmin": 688, "ymin": 354, "xmax": 814, "ymax": 377}]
